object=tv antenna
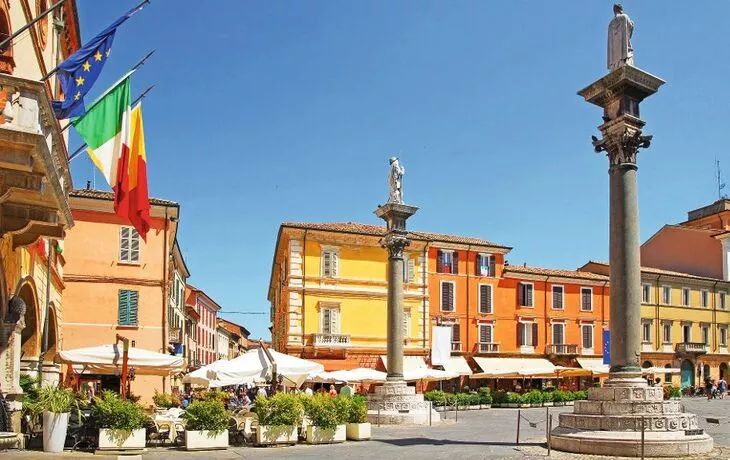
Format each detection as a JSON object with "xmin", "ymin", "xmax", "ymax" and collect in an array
[{"xmin": 717, "ymin": 159, "xmax": 727, "ymax": 200}]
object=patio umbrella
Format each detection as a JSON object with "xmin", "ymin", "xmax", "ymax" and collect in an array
[
  {"xmin": 57, "ymin": 344, "xmax": 184, "ymax": 376},
  {"xmin": 182, "ymin": 359, "xmax": 230, "ymax": 387},
  {"xmin": 209, "ymin": 348, "xmax": 324, "ymax": 388},
  {"xmin": 311, "ymin": 368, "xmax": 388, "ymax": 383}
]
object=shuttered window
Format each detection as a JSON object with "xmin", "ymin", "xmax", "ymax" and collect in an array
[
  {"xmin": 322, "ymin": 250, "xmax": 339, "ymax": 278},
  {"xmin": 720, "ymin": 292, "xmax": 727, "ymax": 309},
  {"xmin": 441, "ymin": 281, "xmax": 455, "ymax": 312},
  {"xmin": 518, "ymin": 283, "xmax": 533, "ymax": 307},
  {"xmin": 518, "ymin": 322, "xmax": 537, "ymax": 346},
  {"xmin": 552, "ymin": 286, "xmax": 564, "ymax": 309},
  {"xmin": 662, "ymin": 323, "xmax": 672, "ymax": 343},
  {"xmin": 118, "ymin": 290, "xmax": 139, "ymax": 326},
  {"xmin": 119, "ymin": 227, "xmax": 140, "ymax": 263},
  {"xmin": 701, "ymin": 290, "xmax": 709, "ymax": 308},
  {"xmin": 681, "ymin": 288, "xmax": 690, "ymax": 306},
  {"xmin": 580, "ymin": 287, "xmax": 593, "ymax": 311},
  {"xmin": 437, "ymin": 250, "xmax": 457, "ymax": 274},
  {"xmin": 477, "ymin": 254, "xmax": 496, "ymax": 277},
  {"xmin": 321, "ymin": 307, "xmax": 340, "ymax": 334},
  {"xmin": 479, "ymin": 324, "xmax": 493, "ymax": 343},
  {"xmin": 552, "ymin": 323, "xmax": 564, "ymax": 345},
  {"xmin": 662, "ymin": 286, "xmax": 671, "ymax": 305},
  {"xmin": 479, "ymin": 284, "xmax": 493, "ymax": 314},
  {"xmin": 720, "ymin": 327, "xmax": 727, "ymax": 347},
  {"xmin": 451, "ymin": 323, "xmax": 460, "ymax": 344},
  {"xmin": 403, "ymin": 312, "xmax": 411, "ymax": 338},
  {"xmin": 581, "ymin": 325, "xmax": 593, "ymax": 350},
  {"xmin": 642, "ymin": 284, "xmax": 651, "ymax": 303},
  {"xmin": 403, "ymin": 256, "xmax": 416, "ymax": 283}
]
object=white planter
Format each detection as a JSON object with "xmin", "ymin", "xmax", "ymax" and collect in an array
[
  {"xmin": 346, "ymin": 422, "xmax": 371, "ymax": 440},
  {"xmin": 543, "ymin": 402, "xmax": 554, "ymax": 406},
  {"xmin": 553, "ymin": 401, "xmax": 565, "ymax": 406},
  {"xmin": 43, "ymin": 411, "xmax": 69, "ymax": 453},
  {"xmin": 98, "ymin": 428, "xmax": 146, "ymax": 450},
  {"xmin": 481, "ymin": 404, "xmax": 492, "ymax": 409},
  {"xmin": 306, "ymin": 425, "xmax": 346, "ymax": 444},
  {"xmin": 565, "ymin": 401, "xmax": 575, "ymax": 406},
  {"xmin": 184, "ymin": 430, "xmax": 229, "ymax": 450},
  {"xmin": 255, "ymin": 425, "xmax": 297, "ymax": 445}
]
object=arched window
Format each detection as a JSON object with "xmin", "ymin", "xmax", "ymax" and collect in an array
[
  {"xmin": 642, "ymin": 360, "xmax": 653, "ymax": 369},
  {"xmin": 0, "ymin": 1, "xmax": 14, "ymax": 74}
]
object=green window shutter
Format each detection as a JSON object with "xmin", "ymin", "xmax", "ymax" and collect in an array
[
  {"xmin": 129, "ymin": 291, "xmax": 139, "ymax": 325},
  {"xmin": 118, "ymin": 290, "xmax": 129, "ymax": 325}
]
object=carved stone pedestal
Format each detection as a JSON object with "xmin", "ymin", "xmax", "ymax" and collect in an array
[
  {"xmin": 551, "ymin": 382, "xmax": 713, "ymax": 457},
  {"xmin": 367, "ymin": 381, "xmax": 439, "ymax": 425},
  {"xmin": 0, "ymin": 325, "xmax": 24, "ymax": 434}
]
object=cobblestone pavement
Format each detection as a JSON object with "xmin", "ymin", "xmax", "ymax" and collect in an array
[{"xmin": 4, "ymin": 397, "xmax": 730, "ymax": 459}]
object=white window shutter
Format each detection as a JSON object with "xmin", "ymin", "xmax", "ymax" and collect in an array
[
  {"xmin": 322, "ymin": 309, "xmax": 331, "ymax": 334},
  {"xmin": 322, "ymin": 251, "xmax": 331, "ymax": 277},
  {"xmin": 331, "ymin": 252, "xmax": 339, "ymax": 277},
  {"xmin": 407, "ymin": 258, "xmax": 415, "ymax": 282},
  {"xmin": 331, "ymin": 308, "xmax": 340, "ymax": 334}
]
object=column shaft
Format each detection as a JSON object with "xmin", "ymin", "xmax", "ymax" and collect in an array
[{"xmin": 387, "ymin": 255, "xmax": 404, "ymax": 380}]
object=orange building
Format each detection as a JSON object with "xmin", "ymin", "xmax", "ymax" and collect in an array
[{"xmin": 61, "ymin": 189, "xmax": 180, "ymax": 402}]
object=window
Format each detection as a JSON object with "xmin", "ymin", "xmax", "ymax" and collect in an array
[
  {"xmin": 581, "ymin": 324, "xmax": 594, "ymax": 350},
  {"xmin": 476, "ymin": 253, "xmax": 495, "ymax": 277},
  {"xmin": 450, "ymin": 323, "xmax": 461, "ymax": 350},
  {"xmin": 662, "ymin": 323, "xmax": 672, "ymax": 344},
  {"xmin": 552, "ymin": 323, "xmax": 565, "ymax": 345},
  {"xmin": 721, "ymin": 327, "xmax": 728, "ymax": 347},
  {"xmin": 580, "ymin": 287, "xmax": 593, "ymax": 311},
  {"xmin": 320, "ymin": 306, "xmax": 340, "ymax": 334},
  {"xmin": 403, "ymin": 256, "xmax": 416, "ymax": 283},
  {"xmin": 119, "ymin": 226, "xmax": 140, "ymax": 263},
  {"xmin": 642, "ymin": 321, "xmax": 651, "ymax": 343},
  {"xmin": 118, "ymin": 290, "xmax": 139, "ymax": 326},
  {"xmin": 682, "ymin": 324, "xmax": 691, "ymax": 343},
  {"xmin": 478, "ymin": 323, "xmax": 493, "ymax": 344},
  {"xmin": 701, "ymin": 325, "xmax": 709, "ymax": 345},
  {"xmin": 437, "ymin": 250, "xmax": 458, "ymax": 274},
  {"xmin": 479, "ymin": 284, "xmax": 493, "ymax": 314},
  {"xmin": 701, "ymin": 290, "xmax": 709, "ymax": 308},
  {"xmin": 662, "ymin": 286, "xmax": 671, "ymax": 305},
  {"xmin": 440, "ymin": 281, "xmax": 455, "ymax": 312},
  {"xmin": 642, "ymin": 284, "xmax": 651, "ymax": 303},
  {"xmin": 551, "ymin": 285, "xmax": 564, "ymax": 310},
  {"xmin": 402, "ymin": 311, "xmax": 411, "ymax": 338},
  {"xmin": 518, "ymin": 282, "xmax": 534, "ymax": 307},
  {"xmin": 682, "ymin": 288, "xmax": 690, "ymax": 306},
  {"xmin": 321, "ymin": 249, "xmax": 339, "ymax": 278},
  {"xmin": 518, "ymin": 322, "xmax": 537, "ymax": 347},
  {"xmin": 721, "ymin": 292, "xmax": 727, "ymax": 310}
]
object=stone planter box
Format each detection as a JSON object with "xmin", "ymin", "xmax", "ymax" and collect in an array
[
  {"xmin": 184, "ymin": 430, "xmax": 229, "ymax": 450},
  {"xmin": 504, "ymin": 403, "xmax": 519, "ymax": 408},
  {"xmin": 565, "ymin": 401, "xmax": 574, "ymax": 406},
  {"xmin": 480, "ymin": 404, "xmax": 491, "ymax": 409},
  {"xmin": 553, "ymin": 401, "xmax": 565, "ymax": 406},
  {"xmin": 98, "ymin": 428, "xmax": 146, "ymax": 450},
  {"xmin": 346, "ymin": 422, "xmax": 371, "ymax": 440},
  {"xmin": 543, "ymin": 402, "xmax": 554, "ymax": 406},
  {"xmin": 255, "ymin": 425, "xmax": 297, "ymax": 445},
  {"xmin": 519, "ymin": 404, "xmax": 532, "ymax": 408},
  {"xmin": 306, "ymin": 425, "xmax": 346, "ymax": 444},
  {"xmin": 469, "ymin": 405, "xmax": 481, "ymax": 411},
  {"xmin": 530, "ymin": 403, "xmax": 541, "ymax": 407}
]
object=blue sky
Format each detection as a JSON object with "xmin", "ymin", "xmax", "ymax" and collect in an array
[{"xmin": 70, "ymin": 1, "xmax": 730, "ymax": 339}]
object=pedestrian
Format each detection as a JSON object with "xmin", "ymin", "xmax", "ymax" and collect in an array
[
  {"xmin": 719, "ymin": 377, "xmax": 727, "ymax": 399},
  {"xmin": 328, "ymin": 385, "xmax": 337, "ymax": 398},
  {"xmin": 705, "ymin": 377, "xmax": 713, "ymax": 400},
  {"xmin": 304, "ymin": 384, "xmax": 313, "ymax": 396},
  {"xmin": 257, "ymin": 385, "xmax": 268, "ymax": 399}
]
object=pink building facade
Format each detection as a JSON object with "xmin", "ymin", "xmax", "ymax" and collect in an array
[{"xmin": 186, "ymin": 286, "xmax": 221, "ymax": 365}]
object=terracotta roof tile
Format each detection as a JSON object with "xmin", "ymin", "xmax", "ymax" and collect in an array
[
  {"xmin": 503, "ymin": 264, "xmax": 609, "ymax": 281},
  {"xmin": 70, "ymin": 188, "xmax": 178, "ymax": 207},
  {"xmin": 281, "ymin": 222, "xmax": 509, "ymax": 248},
  {"xmin": 585, "ymin": 260, "xmax": 724, "ymax": 281}
]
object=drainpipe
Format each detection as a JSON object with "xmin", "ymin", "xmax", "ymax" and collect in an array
[
  {"xmin": 543, "ymin": 276, "xmax": 550, "ymax": 356},
  {"xmin": 38, "ymin": 238, "xmax": 53, "ymax": 376},
  {"xmin": 422, "ymin": 243, "xmax": 429, "ymax": 350},
  {"xmin": 301, "ymin": 230, "xmax": 307, "ymax": 353},
  {"xmin": 465, "ymin": 245, "xmax": 471, "ymax": 355},
  {"xmin": 162, "ymin": 208, "xmax": 169, "ymax": 391},
  {"xmin": 655, "ymin": 275, "xmax": 662, "ymax": 351}
]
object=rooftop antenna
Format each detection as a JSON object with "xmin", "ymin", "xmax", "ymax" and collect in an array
[{"xmin": 717, "ymin": 159, "xmax": 726, "ymax": 200}]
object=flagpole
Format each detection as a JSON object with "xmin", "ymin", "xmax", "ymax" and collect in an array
[
  {"xmin": 59, "ymin": 49, "xmax": 155, "ymax": 133},
  {"xmin": 0, "ymin": 0, "xmax": 65, "ymax": 52},
  {"xmin": 68, "ymin": 85, "xmax": 154, "ymax": 162},
  {"xmin": 40, "ymin": 0, "xmax": 151, "ymax": 82}
]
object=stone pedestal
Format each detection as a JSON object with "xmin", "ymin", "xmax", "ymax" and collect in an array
[
  {"xmin": 366, "ymin": 381, "xmax": 439, "ymax": 425},
  {"xmin": 0, "ymin": 325, "xmax": 24, "ymax": 435}
]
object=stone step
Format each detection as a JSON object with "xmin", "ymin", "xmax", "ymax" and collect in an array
[
  {"xmin": 368, "ymin": 394, "xmax": 426, "ymax": 404},
  {"xmin": 588, "ymin": 386, "xmax": 663, "ymax": 402},
  {"xmin": 574, "ymin": 400, "xmax": 683, "ymax": 416},
  {"xmin": 559, "ymin": 412, "xmax": 698, "ymax": 432},
  {"xmin": 373, "ymin": 384, "xmax": 417, "ymax": 396},
  {"xmin": 368, "ymin": 400, "xmax": 432, "ymax": 412}
]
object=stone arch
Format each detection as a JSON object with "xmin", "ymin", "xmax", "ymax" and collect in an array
[
  {"xmin": 641, "ymin": 360, "xmax": 653, "ymax": 369},
  {"xmin": 0, "ymin": 0, "xmax": 14, "ymax": 74},
  {"xmin": 16, "ymin": 276, "xmax": 39, "ymax": 359},
  {"xmin": 720, "ymin": 363, "xmax": 728, "ymax": 381}
]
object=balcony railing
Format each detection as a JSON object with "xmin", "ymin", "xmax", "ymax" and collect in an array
[
  {"xmin": 477, "ymin": 343, "xmax": 500, "ymax": 353},
  {"xmin": 547, "ymin": 344, "xmax": 578, "ymax": 355},
  {"xmin": 313, "ymin": 333, "xmax": 351, "ymax": 347},
  {"xmin": 675, "ymin": 342, "xmax": 708, "ymax": 354},
  {"xmin": 169, "ymin": 327, "xmax": 182, "ymax": 343},
  {"xmin": 451, "ymin": 342, "xmax": 462, "ymax": 352}
]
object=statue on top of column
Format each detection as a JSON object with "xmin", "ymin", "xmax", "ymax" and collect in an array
[
  {"xmin": 388, "ymin": 157, "xmax": 404, "ymax": 204},
  {"xmin": 607, "ymin": 4, "xmax": 634, "ymax": 71}
]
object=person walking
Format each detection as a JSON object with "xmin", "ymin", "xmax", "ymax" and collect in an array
[
  {"xmin": 705, "ymin": 378, "xmax": 713, "ymax": 400},
  {"xmin": 328, "ymin": 385, "xmax": 338, "ymax": 398},
  {"xmin": 719, "ymin": 378, "xmax": 727, "ymax": 399}
]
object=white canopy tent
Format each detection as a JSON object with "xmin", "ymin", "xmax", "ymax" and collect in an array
[
  {"xmin": 57, "ymin": 344, "xmax": 184, "ymax": 376},
  {"xmin": 472, "ymin": 357, "xmax": 558, "ymax": 378},
  {"xmin": 379, "ymin": 355, "xmax": 459, "ymax": 382},
  {"xmin": 441, "ymin": 356, "xmax": 473, "ymax": 376},
  {"xmin": 643, "ymin": 367, "xmax": 681, "ymax": 375},
  {"xmin": 311, "ymin": 368, "xmax": 388, "ymax": 384},
  {"xmin": 208, "ymin": 348, "xmax": 324, "ymax": 388},
  {"xmin": 182, "ymin": 359, "xmax": 230, "ymax": 387}
]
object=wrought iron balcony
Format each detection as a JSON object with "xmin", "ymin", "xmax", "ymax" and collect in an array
[
  {"xmin": 477, "ymin": 343, "xmax": 500, "ymax": 353},
  {"xmin": 169, "ymin": 327, "xmax": 182, "ymax": 343},
  {"xmin": 675, "ymin": 342, "xmax": 708, "ymax": 354},
  {"xmin": 313, "ymin": 333, "xmax": 351, "ymax": 347},
  {"xmin": 547, "ymin": 344, "xmax": 579, "ymax": 355}
]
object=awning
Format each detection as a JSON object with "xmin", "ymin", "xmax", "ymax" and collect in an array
[
  {"xmin": 643, "ymin": 367, "xmax": 681, "ymax": 375},
  {"xmin": 310, "ymin": 357, "xmax": 361, "ymax": 372},
  {"xmin": 472, "ymin": 357, "xmax": 556, "ymax": 378},
  {"xmin": 57, "ymin": 344, "xmax": 184, "ymax": 376},
  {"xmin": 310, "ymin": 368, "xmax": 387, "ymax": 384},
  {"xmin": 577, "ymin": 357, "xmax": 610, "ymax": 376},
  {"xmin": 380, "ymin": 355, "xmax": 428, "ymax": 372},
  {"xmin": 441, "ymin": 356, "xmax": 473, "ymax": 376},
  {"xmin": 209, "ymin": 348, "xmax": 324, "ymax": 388}
]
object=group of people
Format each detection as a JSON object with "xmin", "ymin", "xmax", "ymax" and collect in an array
[{"xmin": 704, "ymin": 377, "xmax": 727, "ymax": 399}]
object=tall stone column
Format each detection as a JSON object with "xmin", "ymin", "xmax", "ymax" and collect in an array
[{"xmin": 384, "ymin": 231, "xmax": 408, "ymax": 381}]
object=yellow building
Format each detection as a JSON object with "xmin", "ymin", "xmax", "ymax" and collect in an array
[
  {"xmin": 582, "ymin": 262, "xmax": 730, "ymax": 388},
  {"xmin": 268, "ymin": 223, "xmax": 430, "ymax": 370}
]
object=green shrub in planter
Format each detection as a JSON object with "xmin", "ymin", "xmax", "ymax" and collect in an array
[
  {"xmin": 36, "ymin": 385, "xmax": 76, "ymax": 413},
  {"xmin": 573, "ymin": 391, "xmax": 588, "ymax": 401},
  {"xmin": 541, "ymin": 391, "xmax": 553, "ymax": 403},
  {"xmin": 506, "ymin": 393, "xmax": 523, "ymax": 404},
  {"xmin": 668, "ymin": 386, "xmax": 682, "ymax": 399},
  {"xmin": 201, "ymin": 389, "xmax": 229, "ymax": 403},
  {"xmin": 255, "ymin": 393, "xmax": 303, "ymax": 427},
  {"xmin": 524, "ymin": 390, "xmax": 542, "ymax": 405},
  {"xmin": 492, "ymin": 391, "xmax": 507, "ymax": 405},
  {"xmin": 346, "ymin": 396, "xmax": 367, "ymax": 424},
  {"xmin": 563, "ymin": 391, "xmax": 576, "ymax": 402},
  {"xmin": 182, "ymin": 400, "xmax": 230, "ymax": 433},
  {"xmin": 479, "ymin": 391, "xmax": 493, "ymax": 405},
  {"xmin": 332, "ymin": 396, "xmax": 351, "ymax": 424},
  {"xmin": 152, "ymin": 391, "xmax": 180, "ymax": 409},
  {"xmin": 91, "ymin": 391, "xmax": 149, "ymax": 431},
  {"xmin": 302, "ymin": 395, "xmax": 341, "ymax": 430},
  {"xmin": 552, "ymin": 391, "xmax": 566, "ymax": 403}
]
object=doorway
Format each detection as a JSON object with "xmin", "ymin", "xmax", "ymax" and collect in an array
[{"xmin": 680, "ymin": 359, "xmax": 694, "ymax": 388}]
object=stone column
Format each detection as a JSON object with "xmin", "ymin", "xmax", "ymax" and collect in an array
[{"xmin": 385, "ymin": 235, "xmax": 406, "ymax": 381}]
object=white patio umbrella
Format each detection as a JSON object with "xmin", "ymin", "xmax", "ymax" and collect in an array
[
  {"xmin": 57, "ymin": 344, "xmax": 184, "ymax": 376},
  {"xmin": 209, "ymin": 348, "xmax": 324, "ymax": 388},
  {"xmin": 182, "ymin": 359, "xmax": 230, "ymax": 387},
  {"xmin": 311, "ymin": 368, "xmax": 388, "ymax": 384},
  {"xmin": 403, "ymin": 368, "xmax": 459, "ymax": 382}
]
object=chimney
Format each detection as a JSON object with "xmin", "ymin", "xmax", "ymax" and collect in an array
[{"xmin": 86, "ymin": 180, "xmax": 91, "ymax": 190}]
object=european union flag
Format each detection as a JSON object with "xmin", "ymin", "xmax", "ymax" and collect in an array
[{"xmin": 52, "ymin": 5, "xmax": 144, "ymax": 119}]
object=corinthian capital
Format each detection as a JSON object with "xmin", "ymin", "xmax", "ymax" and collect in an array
[
  {"xmin": 381, "ymin": 232, "xmax": 410, "ymax": 259},
  {"xmin": 593, "ymin": 125, "xmax": 652, "ymax": 166}
]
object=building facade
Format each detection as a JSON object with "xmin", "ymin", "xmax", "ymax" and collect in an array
[
  {"xmin": 167, "ymin": 240, "xmax": 189, "ymax": 357},
  {"xmin": 218, "ymin": 317, "xmax": 250, "ymax": 358},
  {"xmin": 61, "ymin": 189, "xmax": 179, "ymax": 403},
  {"xmin": 186, "ymin": 285, "xmax": 220, "ymax": 366}
]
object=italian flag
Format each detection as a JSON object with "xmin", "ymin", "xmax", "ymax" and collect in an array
[{"xmin": 73, "ymin": 77, "xmax": 151, "ymax": 239}]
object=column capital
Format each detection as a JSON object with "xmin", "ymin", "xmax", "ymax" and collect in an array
[
  {"xmin": 593, "ymin": 116, "xmax": 652, "ymax": 166},
  {"xmin": 381, "ymin": 231, "xmax": 410, "ymax": 259}
]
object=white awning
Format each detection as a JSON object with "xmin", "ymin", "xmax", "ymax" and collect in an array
[
  {"xmin": 380, "ymin": 355, "xmax": 428, "ymax": 372},
  {"xmin": 577, "ymin": 357, "xmax": 610, "ymax": 376},
  {"xmin": 472, "ymin": 357, "xmax": 556, "ymax": 378},
  {"xmin": 643, "ymin": 367, "xmax": 681, "ymax": 375},
  {"xmin": 441, "ymin": 356, "xmax": 473, "ymax": 376},
  {"xmin": 58, "ymin": 344, "xmax": 184, "ymax": 376}
]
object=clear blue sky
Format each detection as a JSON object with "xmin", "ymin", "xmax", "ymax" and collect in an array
[{"xmin": 70, "ymin": 1, "xmax": 730, "ymax": 339}]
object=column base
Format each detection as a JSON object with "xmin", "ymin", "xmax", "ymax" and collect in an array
[
  {"xmin": 551, "ymin": 384, "xmax": 713, "ymax": 457},
  {"xmin": 366, "ymin": 381, "xmax": 440, "ymax": 426}
]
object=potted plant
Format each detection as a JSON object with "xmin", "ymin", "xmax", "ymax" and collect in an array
[
  {"xmin": 303, "ymin": 394, "xmax": 346, "ymax": 444},
  {"xmin": 478, "ymin": 388, "xmax": 492, "ymax": 409},
  {"xmin": 573, "ymin": 390, "xmax": 588, "ymax": 401},
  {"xmin": 34, "ymin": 385, "xmax": 75, "ymax": 453},
  {"xmin": 542, "ymin": 390, "xmax": 554, "ymax": 407},
  {"xmin": 152, "ymin": 391, "xmax": 180, "ymax": 410},
  {"xmin": 254, "ymin": 393, "xmax": 301, "ymax": 445},
  {"xmin": 552, "ymin": 390, "xmax": 565, "ymax": 406},
  {"xmin": 504, "ymin": 392, "xmax": 521, "ymax": 408},
  {"xmin": 492, "ymin": 390, "xmax": 506, "ymax": 408},
  {"xmin": 524, "ymin": 390, "xmax": 542, "ymax": 407},
  {"xmin": 564, "ymin": 391, "xmax": 576, "ymax": 406},
  {"xmin": 182, "ymin": 400, "xmax": 230, "ymax": 450},
  {"xmin": 92, "ymin": 390, "xmax": 149, "ymax": 451},
  {"xmin": 345, "ymin": 395, "xmax": 370, "ymax": 440}
]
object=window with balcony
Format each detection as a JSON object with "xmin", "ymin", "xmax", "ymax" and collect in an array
[
  {"xmin": 320, "ymin": 306, "xmax": 340, "ymax": 335},
  {"xmin": 721, "ymin": 291, "xmax": 727, "ymax": 310},
  {"xmin": 551, "ymin": 285, "xmax": 564, "ymax": 310},
  {"xmin": 721, "ymin": 327, "xmax": 728, "ymax": 348},
  {"xmin": 437, "ymin": 250, "xmax": 458, "ymax": 274},
  {"xmin": 701, "ymin": 325, "xmax": 709, "ymax": 346},
  {"xmin": 479, "ymin": 323, "xmax": 493, "ymax": 344},
  {"xmin": 701, "ymin": 290, "xmax": 709, "ymax": 308},
  {"xmin": 682, "ymin": 324, "xmax": 691, "ymax": 343},
  {"xmin": 642, "ymin": 321, "xmax": 651, "ymax": 343},
  {"xmin": 119, "ymin": 226, "xmax": 140, "ymax": 263},
  {"xmin": 552, "ymin": 323, "xmax": 565, "ymax": 345},
  {"xmin": 581, "ymin": 324, "xmax": 594, "ymax": 350},
  {"xmin": 662, "ymin": 323, "xmax": 672, "ymax": 344},
  {"xmin": 518, "ymin": 322, "xmax": 537, "ymax": 348},
  {"xmin": 440, "ymin": 281, "xmax": 455, "ymax": 312},
  {"xmin": 580, "ymin": 287, "xmax": 593, "ymax": 311},
  {"xmin": 518, "ymin": 282, "xmax": 533, "ymax": 308},
  {"xmin": 321, "ymin": 249, "xmax": 339, "ymax": 278},
  {"xmin": 642, "ymin": 284, "xmax": 651, "ymax": 303},
  {"xmin": 476, "ymin": 253, "xmax": 495, "ymax": 277},
  {"xmin": 479, "ymin": 284, "xmax": 493, "ymax": 314},
  {"xmin": 682, "ymin": 288, "xmax": 690, "ymax": 306},
  {"xmin": 662, "ymin": 286, "xmax": 671, "ymax": 305}
]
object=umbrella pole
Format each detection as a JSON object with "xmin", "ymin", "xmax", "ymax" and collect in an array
[{"xmin": 116, "ymin": 334, "xmax": 130, "ymax": 399}]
